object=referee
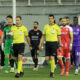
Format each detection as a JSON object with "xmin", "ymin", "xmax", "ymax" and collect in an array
[
  {"xmin": 29, "ymin": 21, "xmax": 42, "ymax": 71},
  {"xmin": 11, "ymin": 16, "xmax": 31, "ymax": 78},
  {"xmin": 39, "ymin": 14, "xmax": 61, "ymax": 78}
]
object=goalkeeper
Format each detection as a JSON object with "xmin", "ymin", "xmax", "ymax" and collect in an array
[{"xmin": 0, "ymin": 15, "xmax": 14, "ymax": 73}]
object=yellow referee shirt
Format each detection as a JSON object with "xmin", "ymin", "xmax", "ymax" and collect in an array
[
  {"xmin": 43, "ymin": 24, "xmax": 61, "ymax": 42},
  {"xmin": 11, "ymin": 25, "xmax": 28, "ymax": 44}
]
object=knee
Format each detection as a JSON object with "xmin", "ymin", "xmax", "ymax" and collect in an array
[
  {"xmin": 5, "ymin": 55, "xmax": 9, "ymax": 58},
  {"xmin": 50, "ymin": 56, "xmax": 55, "ymax": 60},
  {"xmin": 18, "ymin": 54, "xmax": 23, "ymax": 61},
  {"xmin": 45, "ymin": 57, "xmax": 49, "ymax": 62}
]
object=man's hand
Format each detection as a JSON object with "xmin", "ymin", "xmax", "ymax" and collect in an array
[
  {"xmin": 39, "ymin": 43, "xmax": 43, "ymax": 51},
  {"xmin": 59, "ymin": 47, "xmax": 62, "ymax": 52},
  {"xmin": 29, "ymin": 46, "xmax": 33, "ymax": 51},
  {"xmin": 0, "ymin": 40, "xmax": 2, "ymax": 45},
  {"xmin": 39, "ymin": 46, "xmax": 44, "ymax": 51},
  {"xmin": 69, "ymin": 44, "xmax": 72, "ymax": 51}
]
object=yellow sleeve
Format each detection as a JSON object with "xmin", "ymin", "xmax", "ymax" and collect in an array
[
  {"xmin": 56, "ymin": 25, "xmax": 61, "ymax": 36},
  {"xmin": 70, "ymin": 31, "xmax": 73, "ymax": 35},
  {"xmin": 11, "ymin": 26, "xmax": 13, "ymax": 32},
  {"xmin": 24, "ymin": 26, "xmax": 28, "ymax": 36},
  {"xmin": 43, "ymin": 25, "xmax": 46, "ymax": 35}
]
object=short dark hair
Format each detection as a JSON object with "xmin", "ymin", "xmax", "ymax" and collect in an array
[
  {"xmin": 16, "ymin": 16, "xmax": 22, "ymax": 20},
  {"xmin": 34, "ymin": 21, "xmax": 39, "ymax": 25},
  {"xmin": 6, "ymin": 15, "xmax": 13, "ymax": 19},
  {"xmin": 65, "ymin": 17, "xmax": 69, "ymax": 19},
  {"xmin": 74, "ymin": 16, "xmax": 78, "ymax": 19},
  {"xmin": 62, "ymin": 17, "xmax": 67, "ymax": 19},
  {"xmin": 59, "ymin": 18, "xmax": 62, "ymax": 21},
  {"xmin": 49, "ymin": 14, "xmax": 54, "ymax": 18}
]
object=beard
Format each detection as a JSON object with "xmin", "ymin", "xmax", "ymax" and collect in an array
[{"xmin": 34, "ymin": 27, "xmax": 37, "ymax": 29}]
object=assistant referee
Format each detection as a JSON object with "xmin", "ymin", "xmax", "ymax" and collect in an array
[{"xmin": 39, "ymin": 14, "xmax": 62, "ymax": 78}]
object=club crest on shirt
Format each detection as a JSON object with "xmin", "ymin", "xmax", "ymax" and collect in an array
[
  {"xmin": 66, "ymin": 29, "xmax": 68, "ymax": 31},
  {"xmin": 77, "ymin": 29, "xmax": 79, "ymax": 31},
  {"xmin": 37, "ymin": 32, "xmax": 39, "ymax": 35}
]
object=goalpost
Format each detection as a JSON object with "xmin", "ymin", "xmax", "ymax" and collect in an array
[{"xmin": 12, "ymin": 0, "xmax": 16, "ymax": 24}]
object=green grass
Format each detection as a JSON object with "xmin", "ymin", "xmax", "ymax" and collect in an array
[{"xmin": 0, "ymin": 66, "xmax": 80, "ymax": 80}]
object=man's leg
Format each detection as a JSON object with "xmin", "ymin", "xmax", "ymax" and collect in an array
[
  {"xmin": 18, "ymin": 54, "xmax": 23, "ymax": 73},
  {"xmin": 34, "ymin": 50, "xmax": 39, "ymax": 69},
  {"xmin": 75, "ymin": 56, "xmax": 79, "ymax": 75},
  {"xmin": 15, "ymin": 54, "xmax": 23, "ymax": 78},
  {"xmin": 10, "ymin": 57, "xmax": 15, "ymax": 73},
  {"xmin": 74, "ymin": 46, "xmax": 80, "ymax": 75},
  {"xmin": 5, "ymin": 55, "xmax": 9, "ymax": 73},
  {"xmin": 57, "ymin": 49, "xmax": 65, "ymax": 75},
  {"xmin": 31, "ymin": 49, "xmax": 36, "ymax": 69},
  {"xmin": 58, "ymin": 57, "xmax": 65, "ymax": 75},
  {"xmin": 70, "ymin": 55, "xmax": 74, "ymax": 68},
  {"xmin": 65, "ymin": 59, "xmax": 70, "ymax": 76},
  {"xmin": 4, "ymin": 46, "xmax": 10, "ymax": 73},
  {"xmin": 32, "ymin": 49, "xmax": 39, "ymax": 71},
  {"xmin": 55, "ymin": 55, "xmax": 57, "ymax": 69},
  {"xmin": 70, "ymin": 46, "xmax": 75, "ymax": 69},
  {"xmin": 10, "ymin": 45, "xmax": 15, "ymax": 72},
  {"xmin": 50, "ymin": 56, "xmax": 55, "ymax": 74},
  {"xmin": 1, "ymin": 49, "xmax": 4, "ymax": 68}
]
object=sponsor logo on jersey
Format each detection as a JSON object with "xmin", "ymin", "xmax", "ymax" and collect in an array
[{"xmin": 61, "ymin": 32, "xmax": 68, "ymax": 34}]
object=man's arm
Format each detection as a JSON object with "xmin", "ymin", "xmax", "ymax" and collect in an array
[
  {"xmin": 0, "ymin": 34, "xmax": 4, "ymax": 45},
  {"xmin": 25, "ymin": 36, "xmax": 31, "ymax": 46},
  {"xmin": 70, "ymin": 31, "xmax": 73, "ymax": 51},
  {"xmin": 58, "ymin": 35, "xmax": 62, "ymax": 52},
  {"xmin": 25, "ymin": 35, "xmax": 33, "ymax": 50},
  {"xmin": 58, "ymin": 35, "xmax": 62, "ymax": 46},
  {"xmin": 39, "ymin": 34, "xmax": 45, "ymax": 49}
]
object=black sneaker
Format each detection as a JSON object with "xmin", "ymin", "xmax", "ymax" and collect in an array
[
  {"xmin": 15, "ymin": 73, "xmax": 21, "ymax": 78},
  {"xmin": 20, "ymin": 72, "xmax": 24, "ymax": 77},
  {"xmin": 50, "ymin": 72, "xmax": 54, "ymax": 78}
]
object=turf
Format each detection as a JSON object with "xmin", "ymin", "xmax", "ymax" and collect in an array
[{"xmin": 0, "ymin": 66, "xmax": 80, "ymax": 80}]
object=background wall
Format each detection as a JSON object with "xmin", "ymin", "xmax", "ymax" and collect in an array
[{"xmin": 0, "ymin": 0, "xmax": 80, "ymax": 56}]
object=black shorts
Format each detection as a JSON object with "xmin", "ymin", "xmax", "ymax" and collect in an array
[
  {"xmin": 31, "ymin": 49, "xmax": 39, "ymax": 57},
  {"xmin": 45, "ymin": 42, "xmax": 58, "ymax": 56},
  {"xmin": 13, "ymin": 43, "xmax": 25, "ymax": 57}
]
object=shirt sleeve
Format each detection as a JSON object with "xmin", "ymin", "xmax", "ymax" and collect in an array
[
  {"xmin": 56, "ymin": 25, "xmax": 61, "ymax": 36},
  {"xmin": 39, "ymin": 30, "xmax": 42, "ymax": 38},
  {"xmin": 43, "ymin": 25, "xmax": 46, "ymax": 35},
  {"xmin": 28, "ymin": 30, "xmax": 31, "ymax": 38},
  {"xmin": 68, "ymin": 26, "xmax": 73, "ymax": 35},
  {"xmin": 24, "ymin": 26, "xmax": 28, "ymax": 36},
  {"xmin": 3, "ymin": 28, "xmax": 6, "ymax": 36}
]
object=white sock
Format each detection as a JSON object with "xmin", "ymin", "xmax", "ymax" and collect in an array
[
  {"xmin": 75, "ymin": 69, "xmax": 78, "ymax": 72},
  {"xmin": 11, "ymin": 67, "xmax": 14, "ymax": 70}
]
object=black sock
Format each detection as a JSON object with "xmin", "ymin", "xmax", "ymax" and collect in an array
[
  {"xmin": 10, "ymin": 59, "xmax": 14, "ymax": 68},
  {"xmin": 35, "ymin": 58, "xmax": 38, "ymax": 68}
]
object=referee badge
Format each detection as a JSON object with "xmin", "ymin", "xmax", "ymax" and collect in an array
[
  {"xmin": 20, "ymin": 32, "xmax": 23, "ymax": 35},
  {"xmin": 52, "ymin": 30, "xmax": 55, "ymax": 34}
]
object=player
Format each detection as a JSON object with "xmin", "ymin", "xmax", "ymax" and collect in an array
[
  {"xmin": 57, "ymin": 18, "xmax": 73, "ymax": 76},
  {"xmin": 71, "ymin": 17, "xmax": 80, "ymax": 75},
  {"xmin": 0, "ymin": 29, "xmax": 4, "ymax": 69},
  {"xmin": 0, "ymin": 15, "xmax": 14, "ymax": 73},
  {"xmin": 29, "ymin": 21, "xmax": 42, "ymax": 71}
]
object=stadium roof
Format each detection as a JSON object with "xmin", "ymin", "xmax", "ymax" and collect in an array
[{"xmin": 0, "ymin": 0, "xmax": 80, "ymax": 6}]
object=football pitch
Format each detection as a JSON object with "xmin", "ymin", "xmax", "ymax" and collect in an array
[{"xmin": 0, "ymin": 66, "xmax": 80, "ymax": 80}]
